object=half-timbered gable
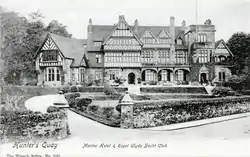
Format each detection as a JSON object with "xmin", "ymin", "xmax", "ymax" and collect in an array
[
  {"xmin": 37, "ymin": 34, "xmax": 64, "ymax": 67},
  {"xmin": 35, "ymin": 33, "xmax": 87, "ymax": 86},
  {"xmin": 140, "ymin": 29, "xmax": 157, "ymax": 44},
  {"xmin": 214, "ymin": 39, "xmax": 233, "ymax": 63},
  {"xmin": 103, "ymin": 17, "xmax": 142, "ymax": 50},
  {"xmin": 102, "ymin": 16, "xmax": 142, "ymax": 68},
  {"xmin": 158, "ymin": 29, "xmax": 171, "ymax": 44}
]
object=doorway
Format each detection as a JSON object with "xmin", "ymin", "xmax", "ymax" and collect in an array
[
  {"xmin": 200, "ymin": 73, "xmax": 208, "ymax": 84},
  {"xmin": 128, "ymin": 73, "xmax": 135, "ymax": 84}
]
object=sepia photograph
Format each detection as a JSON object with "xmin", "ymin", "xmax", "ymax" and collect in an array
[{"xmin": 0, "ymin": 0, "xmax": 250, "ymax": 156}]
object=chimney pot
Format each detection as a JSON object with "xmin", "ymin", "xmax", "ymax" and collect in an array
[
  {"xmin": 119, "ymin": 15, "xmax": 125, "ymax": 21},
  {"xmin": 134, "ymin": 19, "xmax": 139, "ymax": 35}
]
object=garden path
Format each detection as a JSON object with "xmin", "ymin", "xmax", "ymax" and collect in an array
[{"xmin": 1, "ymin": 95, "xmax": 249, "ymax": 157}]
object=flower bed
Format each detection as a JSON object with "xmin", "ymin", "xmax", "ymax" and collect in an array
[
  {"xmin": 65, "ymin": 92, "xmax": 120, "ymax": 127},
  {"xmin": 0, "ymin": 108, "xmax": 70, "ymax": 143},
  {"xmin": 70, "ymin": 107, "xmax": 120, "ymax": 127},
  {"xmin": 140, "ymin": 87, "xmax": 207, "ymax": 94},
  {"xmin": 132, "ymin": 96, "xmax": 250, "ymax": 128}
]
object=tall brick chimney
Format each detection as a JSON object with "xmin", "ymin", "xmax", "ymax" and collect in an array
[
  {"xmin": 170, "ymin": 16, "xmax": 175, "ymax": 44},
  {"xmin": 134, "ymin": 19, "xmax": 139, "ymax": 35},
  {"xmin": 170, "ymin": 16, "xmax": 176, "ymax": 64},
  {"xmin": 119, "ymin": 15, "xmax": 125, "ymax": 21},
  {"xmin": 87, "ymin": 18, "xmax": 93, "ymax": 51}
]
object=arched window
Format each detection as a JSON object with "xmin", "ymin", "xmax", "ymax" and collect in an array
[{"xmin": 175, "ymin": 70, "xmax": 184, "ymax": 81}]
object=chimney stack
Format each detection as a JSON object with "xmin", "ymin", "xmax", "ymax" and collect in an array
[
  {"xmin": 87, "ymin": 18, "xmax": 93, "ymax": 51},
  {"xmin": 119, "ymin": 15, "xmax": 125, "ymax": 21},
  {"xmin": 134, "ymin": 19, "xmax": 139, "ymax": 35},
  {"xmin": 170, "ymin": 16, "xmax": 175, "ymax": 44}
]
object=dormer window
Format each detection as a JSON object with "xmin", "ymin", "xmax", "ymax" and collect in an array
[
  {"xmin": 177, "ymin": 39, "xmax": 182, "ymax": 45},
  {"xmin": 42, "ymin": 50, "xmax": 58, "ymax": 62}
]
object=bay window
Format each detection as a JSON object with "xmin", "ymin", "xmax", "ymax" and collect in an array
[{"xmin": 44, "ymin": 67, "xmax": 61, "ymax": 82}]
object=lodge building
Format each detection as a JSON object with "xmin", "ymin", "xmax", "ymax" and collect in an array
[{"xmin": 35, "ymin": 15, "xmax": 234, "ymax": 87}]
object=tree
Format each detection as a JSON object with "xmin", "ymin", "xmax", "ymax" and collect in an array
[
  {"xmin": 46, "ymin": 20, "xmax": 72, "ymax": 38},
  {"xmin": 1, "ymin": 7, "xmax": 72, "ymax": 84},
  {"xmin": 227, "ymin": 32, "xmax": 250, "ymax": 74}
]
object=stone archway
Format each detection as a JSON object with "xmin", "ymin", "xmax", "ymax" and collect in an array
[{"xmin": 128, "ymin": 73, "xmax": 135, "ymax": 84}]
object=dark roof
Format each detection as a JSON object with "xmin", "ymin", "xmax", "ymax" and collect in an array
[
  {"xmin": 214, "ymin": 39, "xmax": 234, "ymax": 57},
  {"xmin": 92, "ymin": 25, "xmax": 184, "ymax": 41},
  {"xmin": 215, "ymin": 39, "xmax": 223, "ymax": 48},
  {"xmin": 49, "ymin": 33, "xmax": 87, "ymax": 67}
]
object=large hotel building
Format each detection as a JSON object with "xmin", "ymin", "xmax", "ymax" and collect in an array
[{"xmin": 35, "ymin": 15, "xmax": 233, "ymax": 86}]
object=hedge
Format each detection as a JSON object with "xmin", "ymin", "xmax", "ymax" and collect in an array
[
  {"xmin": 64, "ymin": 92, "xmax": 80, "ymax": 108},
  {"xmin": 140, "ymin": 87, "xmax": 207, "ymax": 94},
  {"xmin": 78, "ymin": 86, "xmax": 128, "ymax": 93},
  {"xmin": 132, "ymin": 96, "xmax": 250, "ymax": 128}
]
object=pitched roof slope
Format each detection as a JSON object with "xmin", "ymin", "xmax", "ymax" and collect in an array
[
  {"xmin": 49, "ymin": 33, "xmax": 87, "ymax": 66},
  {"xmin": 92, "ymin": 25, "xmax": 184, "ymax": 41},
  {"xmin": 214, "ymin": 39, "xmax": 234, "ymax": 57}
]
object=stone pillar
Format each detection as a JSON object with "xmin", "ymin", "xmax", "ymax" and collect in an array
[{"xmin": 120, "ymin": 92, "xmax": 134, "ymax": 129}]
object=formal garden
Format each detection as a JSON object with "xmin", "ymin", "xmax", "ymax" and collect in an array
[{"xmin": 1, "ymin": 73, "xmax": 250, "ymax": 143}]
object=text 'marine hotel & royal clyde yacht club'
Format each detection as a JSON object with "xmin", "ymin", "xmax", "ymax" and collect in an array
[{"xmin": 34, "ymin": 15, "xmax": 234, "ymax": 87}]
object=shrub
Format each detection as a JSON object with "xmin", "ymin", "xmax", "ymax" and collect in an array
[
  {"xmin": 115, "ymin": 104, "xmax": 121, "ymax": 112},
  {"xmin": 70, "ymin": 86, "xmax": 78, "ymax": 92},
  {"xmin": 47, "ymin": 106, "xmax": 60, "ymax": 113},
  {"xmin": 240, "ymin": 90, "xmax": 250, "ymax": 95},
  {"xmin": 75, "ymin": 97, "xmax": 92, "ymax": 110},
  {"xmin": 211, "ymin": 87, "xmax": 233, "ymax": 97},
  {"xmin": 94, "ymin": 80, "xmax": 101, "ymax": 86},
  {"xmin": 87, "ymin": 105, "xmax": 99, "ymax": 113},
  {"xmin": 114, "ymin": 76, "xmax": 126, "ymax": 85},
  {"xmin": 137, "ymin": 78, "xmax": 142, "ymax": 84},
  {"xmin": 225, "ymin": 74, "xmax": 250, "ymax": 91},
  {"xmin": 140, "ymin": 87, "xmax": 207, "ymax": 94},
  {"xmin": 98, "ymin": 107, "xmax": 115, "ymax": 119},
  {"xmin": 86, "ymin": 81, "xmax": 93, "ymax": 86},
  {"xmin": 181, "ymin": 81, "xmax": 189, "ymax": 85},
  {"xmin": 59, "ymin": 86, "xmax": 70, "ymax": 94},
  {"xmin": 147, "ymin": 81, "xmax": 157, "ymax": 85},
  {"xmin": 64, "ymin": 92, "xmax": 80, "ymax": 108}
]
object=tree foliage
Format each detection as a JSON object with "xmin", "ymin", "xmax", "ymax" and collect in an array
[
  {"xmin": 227, "ymin": 32, "xmax": 250, "ymax": 74},
  {"xmin": 1, "ymin": 7, "xmax": 72, "ymax": 84},
  {"xmin": 46, "ymin": 20, "xmax": 72, "ymax": 38}
]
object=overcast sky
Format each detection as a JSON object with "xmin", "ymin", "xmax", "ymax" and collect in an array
[{"xmin": 1, "ymin": 0, "xmax": 250, "ymax": 41}]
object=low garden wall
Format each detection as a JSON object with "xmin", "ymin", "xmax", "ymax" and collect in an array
[
  {"xmin": 140, "ymin": 86, "xmax": 208, "ymax": 94},
  {"xmin": 120, "ymin": 96, "xmax": 250, "ymax": 128},
  {"xmin": 0, "ymin": 109, "xmax": 70, "ymax": 143}
]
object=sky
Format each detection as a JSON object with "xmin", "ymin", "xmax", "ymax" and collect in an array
[{"xmin": 1, "ymin": 0, "xmax": 250, "ymax": 41}]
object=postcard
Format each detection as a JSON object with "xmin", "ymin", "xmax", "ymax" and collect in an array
[{"xmin": 1, "ymin": 0, "xmax": 250, "ymax": 156}]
